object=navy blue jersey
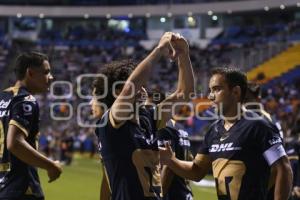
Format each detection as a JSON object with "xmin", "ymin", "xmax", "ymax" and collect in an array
[
  {"xmin": 157, "ymin": 120, "xmax": 193, "ymax": 200},
  {"xmin": 198, "ymin": 111, "xmax": 285, "ymax": 200},
  {"xmin": 0, "ymin": 86, "xmax": 43, "ymax": 199},
  {"xmin": 95, "ymin": 107, "xmax": 162, "ymax": 200}
]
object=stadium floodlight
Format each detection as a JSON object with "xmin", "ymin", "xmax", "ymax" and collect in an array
[
  {"xmin": 212, "ymin": 15, "xmax": 218, "ymax": 21},
  {"xmin": 280, "ymin": 4, "xmax": 285, "ymax": 9},
  {"xmin": 106, "ymin": 13, "xmax": 111, "ymax": 19},
  {"xmin": 188, "ymin": 16, "xmax": 195, "ymax": 25},
  {"xmin": 16, "ymin": 13, "xmax": 22, "ymax": 18},
  {"xmin": 84, "ymin": 13, "xmax": 89, "ymax": 19},
  {"xmin": 39, "ymin": 13, "xmax": 44, "ymax": 18},
  {"xmin": 264, "ymin": 6, "xmax": 269, "ymax": 11},
  {"xmin": 227, "ymin": 10, "xmax": 232, "ymax": 14},
  {"xmin": 207, "ymin": 10, "xmax": 213, "ymax": 16},
  {"xmin": 297, "ymin": 2, "xmax": 300, "ymax": 7},
  {"xmin": 167, "ymin": 12, "xmax": 172, "ymax": 18},
  {"xmin": 128, "ymin": 13, "xmax": 133, "ymax": 18},
  {"xmin": 160, "ymin": 17, "xmax": 166, "ymax": 23}
]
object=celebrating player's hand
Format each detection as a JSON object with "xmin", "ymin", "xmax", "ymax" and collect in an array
[
  {"xmin": 171, "ymin": 34, "xmax": 189, "ymax": 56},
  {"xmin": 159, "ymin": 142, "xmax": 175, "ymax": 165},
  {"xmin": 47, "ymin": 160, "xmax": 62, "ymax": 183},
  {"xmin": 157, "ymin": 32, "xmax": 178, "ymax": 60}
]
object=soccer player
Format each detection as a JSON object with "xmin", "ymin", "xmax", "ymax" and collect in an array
[
  {"xmin": 159, "ymin": 67, "xmax": 293, "ymax": 200},
  {"xmin": 244, "ymin": 82, "xmax": 285, "ymax": 200},
  {"xmin": 0, "ymin": 52, "xmax": 62, "ymax": 200},
  {"xmin": 144, "ymin": 89, "xmax": 194, "ymax": 200},
  {"xmin": 92, "ymin": 32, "xmax": 194, "ymax": 200},
  {"xmin": 158, "ymin": 119, "xmax": 193, "ymax": 200},
  {"xmin": 90, "ymin": 96, "xmax": 111, "ymax": 200}
]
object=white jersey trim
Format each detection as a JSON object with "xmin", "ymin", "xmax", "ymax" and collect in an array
[{"xmin": 263, "ymin": 144, "xmax": 286, "ymax": 166}]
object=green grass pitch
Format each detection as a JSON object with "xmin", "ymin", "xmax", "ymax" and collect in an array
[{"xmin": 39, "ymin": 156, "xmax": 216, "ymax": 200}]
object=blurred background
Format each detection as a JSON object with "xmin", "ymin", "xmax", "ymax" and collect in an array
[{"xmin": 0, "ymin": 0, "xmax": 300, "ymax": 199}]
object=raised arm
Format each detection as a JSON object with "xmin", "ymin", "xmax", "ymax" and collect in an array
[
  {"xmin": 110, "ymin": 32, "xmax": 177, "ymax": 126},
  {"xmin": 156, "ymin": 36, "xmax": 195, "ymax": 129}
]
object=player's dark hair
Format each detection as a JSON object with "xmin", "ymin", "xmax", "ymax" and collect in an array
[
  {"xmin": 14, "ymin": 52, "xmax": 49, "ymax": 80},
  {"xmin": 93, "ymin": 59, "xmax": 136, "ymax": 108},
  {"xmin": 211, "ymin": 67, "xmax": 248, "ymax": 102}
]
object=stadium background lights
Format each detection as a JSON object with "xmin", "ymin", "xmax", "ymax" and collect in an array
[
  {"xmin": 188, "ymin": 16, "xmax": 196, "ymax": 27},
  {"xmin": 128, "ymin": 13, "xmax": 133, "ymax": 18},
  {"xmin": 227, "ymin": 10, "xmax": 232, "ymax": 14},
  {"xmin": 212, "ymin": 15, "xmax": 218, "ymax": 21},
  {"xmin": 297, "ymin": 2, "xmax": 300, "ymax": 7},
  {"xmin": 280, "ymin": 4, "xmax": 285, "ymax": 10},
  {"xmin": 84, "ymin": 13, "xmax": 89, "ymax": 19},
  {"xmin": 207, "ymin": 10, "xmax": 213, "ymax": 16},
  {"xmin": 106, "ymin": 13, "xmax": 111, "ymax": 19},
  {"xmin": 16, "ymin": 13, "xmax": 22, "ymax": 18},
  {"xmin": 264, "ymin": 6, "xmax": 269, "ymax": 11},
  {"xmin": 39, "ymin": 13, "xmax": 44, "ymax": 18},
  {"xmin": 160, "ymin": 17, "xmax": 166, "ymax": 23},
  {"xmin": 167, "ymin": 12, "xmax": 172, "ymax": 18},
  {"xmin": 145, "ymin": 13, "xmax": 151, "ymax": 18}
]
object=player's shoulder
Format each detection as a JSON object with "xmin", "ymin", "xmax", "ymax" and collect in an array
[
  {"xmin": 5, "ymin": 87, "xmax": 36, "ymax": 103},
  {"xmin": 1, "ymin": 86, "xmax": 37, "ymax": 110},
  {"xmin": 242, "ymin": 110, "xmax": 280, "ymax": 138},
  {"xmin": 166, "ymin": 119, "xmax": 184, "ymax": 130},
  {"xmin": 242, "ymin": 110, "xmax": 273, "ymax": 128}
]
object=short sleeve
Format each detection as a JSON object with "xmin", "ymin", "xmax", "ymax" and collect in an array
[
  {"xmin": 9, "ymin": 100, "xmax": 37, "ymax": 137},
  {"xmin": 198, "ymin": 134, "xmax": 210, "ymax": 155},
  {"xmin": 254, "ymin": 121, "xmax": 286, "ymax": 166}
]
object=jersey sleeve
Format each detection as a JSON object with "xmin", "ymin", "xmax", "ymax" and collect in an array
[
  {"xmin": 198, "ymin": 125, "xmax": 214, "ymax": 155},
  {"xmin": 157, "ymin": 127, "xmax": 176, "ymax": 150},
  {"xmin": 254, "ymin": 121, "xmax": 286, "ymax": 166},
  {"xmin": 9, "ymin": 100, "xmax": 37, "ymax": 138},
  {"xmin": 198, "ymin": 134, "xmax": 210, "ymax": 155}
]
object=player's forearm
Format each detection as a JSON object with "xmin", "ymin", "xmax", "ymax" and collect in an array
[
  {"xmin": 176, "ymin": 54, "xmax": 194, "ymax": 101},
  {"xmin": 126, "ymin": 46, "xmax": 163, "ymax": 93},
  {"xmin": 111, "ymin": 47, "xmax": 163, "ymax": 122},
  {"xmin": 8, "ymin": 136, "xmax": 55, "ymax": 170},
  {"xmin": 274, "ymin": 159, "xmax": 293, "ymax": 200},
  {"xmin": 167, "ymin": 157, "xmax": 203, "ymax": 181},
  {"xmin": 161, "ymin": 165, "xmax": 175, "ymax": 195}
]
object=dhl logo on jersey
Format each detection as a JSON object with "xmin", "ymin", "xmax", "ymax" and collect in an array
[{"xmin": 209, "ymin": 143, "xmax": 242, "ymax": 153}]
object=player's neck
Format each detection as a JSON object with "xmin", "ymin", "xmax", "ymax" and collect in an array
[
  {"xmin": 222, "ymin": 106, "xmax": 242, "ymax": 130},
  {"xmin": 223, "ymin": 120, "xmax": 237, "ymax": 131},
  {"xmin": 14, "ymin": 80, "xmax": 34, "ymax": 94}
]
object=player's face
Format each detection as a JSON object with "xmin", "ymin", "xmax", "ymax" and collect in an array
[
  {"xmin": 29, "ymin": 60, "xmax": 53, "ymax": 93},
  {"xmin": 208, "ymin": 74, "xmax": 235, "ymax": 116},
  {"xmin": 90, "ymin": 89, "xmax": 104, "ymax": 118}
]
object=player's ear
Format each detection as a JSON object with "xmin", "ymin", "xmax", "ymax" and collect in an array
[
  {"xmin": 232, "ymin": 86, "xmax": 242, "ymax": 101},
  {"xmin": 26, "ymin": 67, "xmax": 34, "ymax": 78}
]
